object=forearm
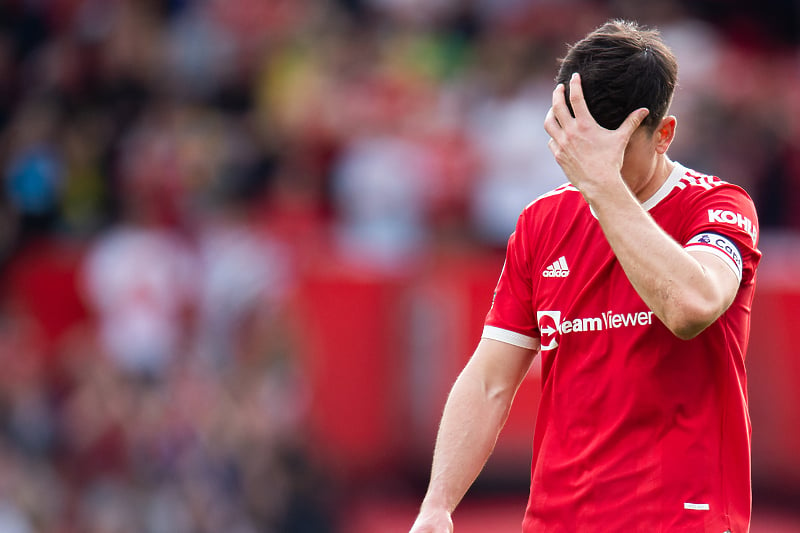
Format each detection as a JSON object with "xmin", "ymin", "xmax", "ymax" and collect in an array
[
  {"xmin": 416, "ymin": 336, "xmax": 540, "ymax": 524},
  {"xmin": 544, "ymin": 74, "xmax": 739, "ymax": 338},
  {"xmin": 421, "ymin": 367, "xmax": 514, "ymax": 513},
  {"xmin": 586, "ymin": 179, "xmax": 730, "ymax": 338}
]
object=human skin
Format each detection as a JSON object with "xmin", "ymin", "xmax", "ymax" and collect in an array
[
  {"xmin": 544, "ymin": 73, "xmax": 739, "ymax": 340},
  {"xmin": 409, "ymin": 72, "xmax": 740, "ymax": 533}
]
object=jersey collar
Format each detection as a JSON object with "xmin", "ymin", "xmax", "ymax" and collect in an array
[
  {"xmin": 588, "ymin": 162, "xmax": 686, "ymax": 219},
  {"xmin": 641, "ymin": 162, "xmax": 686, "ymax": 211}
]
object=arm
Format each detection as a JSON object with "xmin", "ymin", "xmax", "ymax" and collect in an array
[
  {"xmin": 543, "ymin": 73, "xmax": 739, "ymax": 339},
  {"xmin": 585, "ymin": 183, "xmax": 739, "ymax": 339},
  {"xmin": 410, "ymin": 338, "xmax": 538, "ymax": 533}
]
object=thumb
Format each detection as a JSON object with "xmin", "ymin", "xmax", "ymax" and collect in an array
[{"xmin": 619, "ymin": 107, "xmax": 650, "ymax": 139}]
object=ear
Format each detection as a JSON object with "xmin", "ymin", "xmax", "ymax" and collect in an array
[{"xmin": 654, "ymin": 116, "xmax": 676, "ymax": 154}]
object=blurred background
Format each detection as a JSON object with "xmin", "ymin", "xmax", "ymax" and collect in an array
[{"xmin": 0, "ymin": 0, "xmax": 798, "ymax": 532}]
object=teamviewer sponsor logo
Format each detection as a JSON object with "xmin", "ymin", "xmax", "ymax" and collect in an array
[
  {"xmin": 536, "ymin": 309, "xmax": 655, "ymax": 351},
  {"xmin": 536, "ymin": 311, "xmax": 561, "ymax": 350},
  {"xmin": 543, "ymin": 256, "xmax": 570, "ymax": 278}
]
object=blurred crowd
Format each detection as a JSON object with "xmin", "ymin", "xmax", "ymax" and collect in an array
[{"xmin": 0, "ymin": 0, "xmax": 798, "ymax": 531}]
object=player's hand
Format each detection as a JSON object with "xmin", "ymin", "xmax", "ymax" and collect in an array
[
  {"xmin": 409, "ymin": 506, "xmax": 454, "ymax": 533},
  {"xmin": 543, "ymin": 72, "xmax": 649, "ymax": 199}
]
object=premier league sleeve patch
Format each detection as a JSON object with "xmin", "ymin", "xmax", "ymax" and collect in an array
[{"xmin": 684, "ymin": 232, "xmax": 743, "ymax": 282}]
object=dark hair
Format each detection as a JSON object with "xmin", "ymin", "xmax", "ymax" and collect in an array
[{"xmin": 557, "ymin": 19, "xmax": 677, "ymax": 132}]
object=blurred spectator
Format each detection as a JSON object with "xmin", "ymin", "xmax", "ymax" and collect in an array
[
  {"xmin": 192, "ymin": 166, "xmax": 294, "ymax": 368},
  {"xmin": 0, "ymin": 0, "xmax": 798, "ymax": 531},
  {"xmin": 3, "ymin": 98, "xmax": 64, "ymax": 233},
  {"xmin": 465, "ymin": 33, "xmax": 564, "ymax": 244},
  {"xmin": 332, "ymin": 131, "xmax": 432, "ymax": 269},
  {"xmin": 81, "ymin": 207, "xmax": 198, "ymax": 377}
]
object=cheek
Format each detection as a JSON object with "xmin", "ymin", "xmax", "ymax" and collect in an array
[
  {"xmin": 621, "ymin": 135, "xmax": 657, "ymax": 176},
  {"xmin": 621, "ymin": 150, "xmax": 641, "ymax": 175},
  {"xmin": 621, "ymin": 149, "xmax": 656, "ymax": 182}
]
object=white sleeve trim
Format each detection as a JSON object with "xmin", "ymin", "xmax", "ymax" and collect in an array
[{"xmin": 482, "ymin": 325, "xmax": 539, "ymax": 350}]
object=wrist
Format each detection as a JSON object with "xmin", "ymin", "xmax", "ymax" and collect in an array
[
  {"xmin": 410, "ymin": 505, "xmax": 454, "ymax": 533},
  {"xmin": 580, "ymin": 173, "xmax": 633, "ymax": 210},
  {"xmin": 419, "ymin": 496, "xmax": 454, "ymax": 516}
]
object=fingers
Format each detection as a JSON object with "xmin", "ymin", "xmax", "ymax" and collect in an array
[
  {"xmin": 618, "ymin": 107, "xmax": 650, "ymax": 140},
  {"xmin": 549, "ymin": 73, "xmax": 595, "ymax": 128},
  {"xmin": 543, "ymin": 115, "xmax": 562, "ymax": 163},
  {"xmin": 543, "ymin": 107, "xmax": 561, "ymax": 140},
  {"xmin": 557, "ymin": 72, "xmax": 650, "ymax": 138},
  {"xmin": 550, "ymin": 83, "xmax": 571, "ymax": 130},
  {"xmin": 567, "ymin": 73, "xmax": 592, "ymax": 121},
  {"xmin": 545, "ymin": 71, "xmax": 650, "ymax": 166}
]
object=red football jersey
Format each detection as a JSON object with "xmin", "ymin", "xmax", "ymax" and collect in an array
[{"xmin": 483, "ymin": 163, "xmax": 761, "ymax": 532}]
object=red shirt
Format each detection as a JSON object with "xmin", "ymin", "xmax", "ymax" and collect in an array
[{"xmin": 483, "ymin": 163, "xmax": 761, "ymax": 532}]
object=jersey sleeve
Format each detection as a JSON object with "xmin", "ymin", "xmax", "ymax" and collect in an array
[
  {"xmin": 681, "ymin": 184, "xmax": 761, "ymax": 284},
  {"xmin": 482, "ymin": 210, "xmax": 540, "ymax": 349}
]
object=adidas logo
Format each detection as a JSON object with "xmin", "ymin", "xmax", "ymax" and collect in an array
[{"xmin": 543, "ymin": 256, "xmax": 570, "ymax": 278}]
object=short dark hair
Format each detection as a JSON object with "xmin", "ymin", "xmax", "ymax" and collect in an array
[{"xmin": 557, "ymin": 19, "xmax": 678, "ymax": 132}]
